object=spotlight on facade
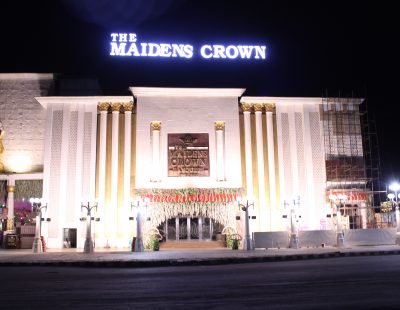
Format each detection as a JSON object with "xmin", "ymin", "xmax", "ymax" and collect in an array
[{"xmin": 8, "ymin": 153, "xmax": 32, "ymax": 173}]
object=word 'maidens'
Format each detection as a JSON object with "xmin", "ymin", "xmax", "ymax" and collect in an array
[{"xmin": 110, "ymin": 33, "xmax": 267, "ymax": 60}]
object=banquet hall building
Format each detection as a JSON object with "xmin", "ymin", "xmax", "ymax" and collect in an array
[{"xmin": 0, "ymin": 73, "xmax": 372, "ymax": 249}]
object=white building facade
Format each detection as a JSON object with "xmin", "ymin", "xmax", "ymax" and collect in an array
[{"xmin": 0, "ymin": 73, "xmax": 367, "ymax": 249}]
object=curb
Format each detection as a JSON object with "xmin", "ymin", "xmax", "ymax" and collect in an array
[{"xmin": 1, "ymin": 249, "xmax": 399, "ymax": 268}]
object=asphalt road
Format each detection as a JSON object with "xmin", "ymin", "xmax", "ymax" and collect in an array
[{"xmin": 1, "ymin": 255, "xmax": 399, "ymax": 309}]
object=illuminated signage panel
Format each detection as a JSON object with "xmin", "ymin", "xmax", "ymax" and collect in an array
[
  {"xmin": 110, "ymin": 33, "xmax": 266, "ymax": 60},
  {"xmin": 168, "ymin": 133, "xmax": 210, "ymax": 177}
]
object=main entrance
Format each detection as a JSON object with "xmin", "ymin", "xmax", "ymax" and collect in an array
[{"xmin": 159, "ymin": 217, "xmax": 224, "ymax": 242}]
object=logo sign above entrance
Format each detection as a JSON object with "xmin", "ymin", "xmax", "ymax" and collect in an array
[
  {"xmin": 109, "ymin": 33, "xmax": 267, "ymax": 60},
  {"xmin": 168, "ymin": 133, "xmax": 209, "ymax": 177}
]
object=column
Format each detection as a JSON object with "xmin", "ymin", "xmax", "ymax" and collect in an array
[
  {"xmin": 150, "ymin": 121, "xmax": 161, "ymax": 182},
  {"xmin": 6, "ymin": 179, "xmax": 15, "ymax": 232},
  {"xmin": 97, "ymin": 102, "xmax": 109, "ymax": 246},
  {"xmin": 110, "ymin": 102, "xmax": 122, "ymax": 245},
  {"xmin": 265, "ymin": 103, "xmax": 277, "ymax": 230},
  {"xmin": 241, "ymin": 103, "xmax": 254, "ymax": 197},
  {"xmin": 360, "ymin": 202, "xmax": 367, "ymax": 229},
  {"xmin": 214, "ymin": 121, "xmax": 225, "ymax": 181},
  {"xmin": 242, "ymin": 103, "xmax": 255, "ymax": 240},
  {"xmin": 123, "ymin": 101, "xmax": 133, "ymax": 242},
  {"xmin": 254, "ymin": 103, "xmax": 267, "ymax": 230}
]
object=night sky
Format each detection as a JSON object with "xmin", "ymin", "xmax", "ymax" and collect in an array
[{"xmin": 0, "ymin": 1, "xmax": 398, "ymax": 184}]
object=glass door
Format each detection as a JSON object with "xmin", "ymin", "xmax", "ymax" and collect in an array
[
  {"xmin": 167, "ymin": 218, "xmax": 176, "ymax": 241},
  {"xmin": 162, "ymin": 217, "xmax": 217, "ymax": 241},
  {"xmin": 190, "ymin": 218, "xmax": 199, "ymax": 240},
  {"xmin": 202, "ymin": 217, "xmax": 211, "ymax": 240},
  {"xmin": 178, "ymin": 218, "xmax": 187, "ymax": 239}
]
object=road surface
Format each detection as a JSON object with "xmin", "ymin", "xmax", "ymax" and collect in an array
[{"xmin": 1, "ymin": 255, "xmax": 399, "ymax": 309}]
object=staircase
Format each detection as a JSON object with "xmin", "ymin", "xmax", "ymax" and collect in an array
[{"xmin": 160, "ymin": 241, "xmax": 226, "ymax": 250}]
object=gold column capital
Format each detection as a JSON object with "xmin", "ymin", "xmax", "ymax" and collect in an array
[
  {"xmin": 253, "ymin": 103, "xmax": 264, "ymax": 112},
  {"xmin": 150, "ymin": 121, "xmax": 162, "ymax": 131},
  {"xmin": 214, "ymin": 121, "xmax": 225, "ymax": 131},
  {"xmin": 6, "ymin": 185, "xmax": 15, "ymax": 193},
  {"xmin": 264, "ymin": 103, "xmax": 276, "ymax": 112},
  {"xmin": 98, "ymin": 102, "xmax": 110, "ymax": 112},
  {"xmin": 241, "ymin": 103, "xmax": 252, "ymax": 112},
  {"xmin": 111, "ymin": 102, "xmax": 122, "ymax": 112},
  {"xmin": 122, "ymin": 101, "xmax": 134, "ymax": 112}
]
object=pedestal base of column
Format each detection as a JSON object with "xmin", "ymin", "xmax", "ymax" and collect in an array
[
  {"xmin": 135, "ymin": 237, "xmax": 144, "ymax": 252},
  {"xmin": 243, "ymin": 237, "xmax": 253, "ymax": 251},
  {"xmin": 6, "ymin": 219, "xmax": 15, "ymax": 232},
  {"xmin": 336, "ymin": 232, "xmax": 345, "ymax": 248},
  {"xmin": 289, "ymin": 234, "xmax": 299, "ymax": 249},
  {"xmin": 32, "ymin": 237, "xmax": 43, "ymax": 253},
  {"xmin": 84, "ymin": 238, "xmax": 94, "ymax": 253}
]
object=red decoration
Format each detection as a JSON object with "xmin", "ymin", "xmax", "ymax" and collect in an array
[{"xmin": 136, "ymin": 188, "xmax": 241, "ymax": 204}]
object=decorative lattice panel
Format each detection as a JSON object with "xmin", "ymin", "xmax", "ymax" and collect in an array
[
  {"xmin": 66, "ymin": 111, "xmax": 78, "ymax": 223},
  {"xmin": 82, "ymin": 112, "xmax": 92, "ymax": 199},
  {"xmin": 309, "ymin": 112, "xmax": 325, "ymax": 193},
  {"xmin": 15, "ymin": 180, "xmax": 43, "ymax": 200},
  {"xmin": 280, "ymin": 113, "xmax": 292, "ymax": 197},
  {"xmin": 0, "ymin": 180, "xmax": 7, "ymax": 204},
  {"xmin": 295, "ymin": 112, "xmax": 307, "ymax": 209},
  {"xmin": 48, "ymin": 110, "xmax": 63, "ymax": 237}
]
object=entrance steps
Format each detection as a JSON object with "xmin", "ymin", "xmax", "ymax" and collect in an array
[{"xmin": 160, "ymin": 241, "xmax": 226, "ymax": 250}]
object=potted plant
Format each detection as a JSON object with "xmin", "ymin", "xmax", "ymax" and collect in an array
[
  {"xmin": 144, "ymin": 227, "xmax": 162, "ymax": 251},
  {"xmin": 149, "ymin": 236, "xmax": 160, "ymax": 251},
  {"xmin": 144, "ymin": 235, "xmax": 161, "ymax": 251},
  {"xmin": 227, "ymin": 233, "xmax": 242, "ymax": 250}
]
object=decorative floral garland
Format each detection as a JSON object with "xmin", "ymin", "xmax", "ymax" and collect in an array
[
  {"xmin": 135, "ymin": 188, "xmax": 243, "ymax": 232},
  {"xmin": 135, "ymin": 187, "xmax": 242, "ymax": 204}
]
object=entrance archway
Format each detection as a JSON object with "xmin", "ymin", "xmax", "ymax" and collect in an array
[
  {"xmin": 136, "ymin": 187, "xmax": 241, "ymax": 244},
  {"xmin": 142, "ymin": 202, "xmax": 237, "ymax": 244}
]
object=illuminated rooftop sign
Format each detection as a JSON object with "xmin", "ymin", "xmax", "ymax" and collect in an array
[{"xmin": 110, "ymin": 33, "xmax": 266, "ymax": 60}]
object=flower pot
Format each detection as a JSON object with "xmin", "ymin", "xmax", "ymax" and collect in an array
[{"xmin": 231, "ymin": 239, "xmax": 239, "ymax": 250}]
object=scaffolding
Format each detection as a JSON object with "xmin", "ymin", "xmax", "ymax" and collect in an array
[{"xmin": 322, "ymin": 97, "xmax": 386, "ymax": 228}]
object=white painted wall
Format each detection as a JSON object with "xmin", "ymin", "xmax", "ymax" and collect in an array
[
  {"xmin": 135, "ymin": 94, "xmax": 243, "ymax": 189},
  {"xmin": 275, "ymin": 98, "xmax": 327, "ymax": 230},
  {"xmin": 36, "ymin": 96, "xmax": 129, "ymax": 249}
]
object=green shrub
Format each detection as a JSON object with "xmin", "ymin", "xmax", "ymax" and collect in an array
[
  {"xmin": 148, "ymin": 237, "xmax": 160, "ymax": 251},
  {"xmin": 226, "ymin": 233, "xmax": 241, "ymax": 250}
]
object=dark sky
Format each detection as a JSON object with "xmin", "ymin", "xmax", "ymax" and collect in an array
[{"xmin": 0, "ymin": 0, "xmax": 398, "ymax": 183}]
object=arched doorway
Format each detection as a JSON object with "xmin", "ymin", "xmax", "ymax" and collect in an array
[{"xmin": 136, "ymin": 187, "xmax": 241, "ymax": 246}]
